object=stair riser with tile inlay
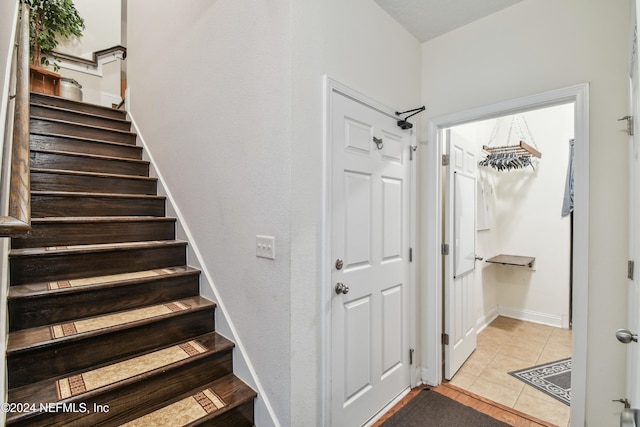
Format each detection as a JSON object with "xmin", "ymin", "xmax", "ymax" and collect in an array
[
  {"xmin": 8, "ymin": 336, "xmax": 233, "ymax": 426},
  {"xmin": 8, "ymin": 271, "xmax": 200, "ymax": 330},
  {"xmin": 31, "ymin": 192, "xmax": 166, "ymax": 217},
  {"xmin": 7, "ymin": 303, "xmax": 215, "ymax": 388},
  {"xmin": 31, "ymin": 117, "xmax": 137, "ymax": 145},
  {"xmin": 30, "ymin": 104, "xmax": 132, "ymax": 131},
  {"xmin": 10, "ymin": 242, "xmax": 187, "ymax": 284},
  {"xmin": 12, "ymin": 218, "xmax": 176, "ymax": 248},
  {"xmin": 31, "ymin": 133, "xmax": 143, "ymax": 160},
  {"xmin": 30, "ymin": 150, "xmax": 149, "ymax": 176},
  {"xmin": 30, "ymin": 93, "xmax": 127, "ymax": 121}
]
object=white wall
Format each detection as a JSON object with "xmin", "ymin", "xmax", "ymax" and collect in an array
[
  {"xmin": 420, "ymin": 1, "xmax": 630, "ymax": 426},
  {"xmin": 127, "ymin": 0, "xmax": 421, "ymax": 425},
  {"xmin": 127, "ymin": 2, "xmax": 291, "ymax": 425},
  {"xmin": 55, "ymin": 0, "xmax": 122, "ymax": 106},
  {"xmin": 56, "ymin": 0, "xmax": 121, "ymax": 59},
  {"xmin": 453, "ymin": 103, "xmax": 574, "ymax": 329}
]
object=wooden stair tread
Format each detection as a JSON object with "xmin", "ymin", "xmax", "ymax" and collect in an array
[
  {"xmin": 30, "ymin": 92, "xmax": 127, "ymax": 118},
  {"xmin": 6, "ymin": 333, "xmax": 235, "ymax": 424},
  {"xmin": 121, "ymin": 374, "xmax": 256, "ymax": 427},
  {"xmin": 10, "ymin": 239, "xmax": 187, "ymax": 258},
  {"xmin": 32, "ymin": 190, "xmax": 165, "ymax": 199},
  {"xmin": 30, "ymin": 102, "xmax": 131, "ymax": 125},
  {"xmin": 7, "ymin": 296, "xmax": 215, "ymax": 353},
  {"xmin": 31, "ymin": 167, "xmax": 158, "ymax": 182},
  {"xmin": 31, "ymin": 148, "xmax": 149, "ymax": 166},
  {"xmin": 31, "ymin": 130, "xmax": 144, "ymax": 151},
  {"xmin": 29, "ymin": 215, "xmax": 175, "ymax": 224},
  {"xmin": 31, "ymin": 116, "xmax": 137, "ymax": 137},
  {"xmin": 9, "ymin": 265, "xmax": 199, "ymax": 298}
]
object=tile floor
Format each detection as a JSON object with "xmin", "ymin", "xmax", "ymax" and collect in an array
[{"xmin": 449, "ymin": 316, "xmax": 572, "ymax": 427}]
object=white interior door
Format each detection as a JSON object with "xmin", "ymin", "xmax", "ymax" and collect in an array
[
  {"xmin": 627, "ymin": 0, "xmax": 640, "ymax": 406},
  {"xmin": 443, "ymin": 128, "xmax": 478, "ymax": 380},
  {"xmin": 330, "ymin": 91, "xmax": 412, "ymax": 426}
]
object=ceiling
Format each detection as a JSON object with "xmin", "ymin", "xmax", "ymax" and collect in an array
[{"xmin": 374, "ymin": 0, "xmax": 524, "ymax": 42}]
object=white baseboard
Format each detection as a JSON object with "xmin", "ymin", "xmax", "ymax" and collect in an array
[
  {"xmin": 476, "ymin": 307, "xmax": 499, "ymax": 333},
  {"xmin": 498, "ymin": 305, "xmax": 565, "ymax": 328}
]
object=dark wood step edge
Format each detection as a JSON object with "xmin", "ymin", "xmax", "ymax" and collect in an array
[
  {"xmin": 30, "ymin": 103, "xmax": 131, "ymax": 126},
  {"xmin": 8, "ymin": 265, "xmax": 199, "ymax": 299},
  {"xmin": 31, "ymin": 168, "xmax": 158, "ymax": 183},
  {"xmin": 31, "ymin": 148, "xmax": 149, "ymax": 168},
  {"xmin": 6, "ymin": 333, "xmax": 235, "ymax": 425},
  {"xmin": 31, "ymin": 116, "xmax": 137, "ymax": 138},
  {"xmin": 6, "ymin": 296, "xmax": 216, "ymax": 354}
]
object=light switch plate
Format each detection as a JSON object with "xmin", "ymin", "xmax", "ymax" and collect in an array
[{"xmin": 256, "ymin": 235, "xmax": 275, "ymax": 260}]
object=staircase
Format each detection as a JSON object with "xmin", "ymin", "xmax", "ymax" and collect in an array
[{"xmin": 5, "ymin": 93, "xmax": 256, "ymax": 426}]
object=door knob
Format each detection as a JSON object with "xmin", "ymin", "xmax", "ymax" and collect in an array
[
  {"xmin": 335, "ymin": 282, "xmax": 349, "ymax": 295},
  {"xmin": 616, "ymin": 329, "xmax": 638, "ymax": 344}
]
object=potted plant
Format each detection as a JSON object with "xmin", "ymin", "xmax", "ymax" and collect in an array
[{"xmin": 25, "ymin": 0, "xmax": 84, "ymax": 95}]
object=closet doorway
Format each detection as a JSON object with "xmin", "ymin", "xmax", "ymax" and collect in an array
[
  {"xmin": 443, "ymin": 103, "xmax": 574, "ymax": 426},
  {"xmin": 422, "ymin": 83, "xmax": 589, "ymax": 427}
]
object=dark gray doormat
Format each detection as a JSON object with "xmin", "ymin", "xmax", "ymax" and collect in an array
[
  {"xmin": 380, "ymin": 388, "xmax": 511, "ymax": 427},
  {"xmin": 509, "ymin": 357, "xmax": 571, "ymax": 406}
]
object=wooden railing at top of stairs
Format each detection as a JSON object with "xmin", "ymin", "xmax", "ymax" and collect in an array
[{"xmin": 0, "ymin": 3, "xmax": 30, "ymax": 237}]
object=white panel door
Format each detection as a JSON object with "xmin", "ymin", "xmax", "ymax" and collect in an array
[
  {"xmin": 444, "ymin": 128, "xmax": 478, "ymax": 380},
  {"xmin": 331, "ymin": 91, "xmax": 411, "ymax": 426},
  {"xmin": 627, "ymin": 0, "xmax": 640, "ymax": 406}
]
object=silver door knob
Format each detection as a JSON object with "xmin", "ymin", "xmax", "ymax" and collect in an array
[
  {"xmin": 616, "ymin": 328, "xmax": 638, "ymax": 344},
  {"xmin": 335, "ymin": 282, "xmax": 349, "ymax": 295}
]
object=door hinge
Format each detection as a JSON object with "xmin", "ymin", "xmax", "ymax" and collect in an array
[
  {"xmin": 409, "ymin": 348, "xmax": 414, "ymax": 365},
  {"xmin": 619, "ymin": 115, "xmax": 634, "ymax": 136},
  {"xmin": 629, "ymin": 260, "xmax": 635, "ymax": 280},
  {"xmin": 409, "ymin": 247, "xmax": 413, "ymax": 262},
  {"xmin": 441, "ymin": 333, "xmax": 449, "ymax": 346},
  {"xmin": 410, "ymin": 144, "xmax": 417, "ymax": 160},
  {"xmin": 442, "ymin": 154, "xmax": 450, "ymax": 166},
  {"xmin": 441, "ymin": 243, "xmax": 449, "ymax": 255}
]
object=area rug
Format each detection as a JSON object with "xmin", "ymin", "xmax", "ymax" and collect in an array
[
  {"xmin": 380, "ymin": 389, "xmax": 511, "ymax": 427},
  {"xmin": 509, "ymin": 358, "xmax": 571, "ymax": 406}
]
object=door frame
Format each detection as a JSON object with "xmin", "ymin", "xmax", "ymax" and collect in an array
[
  {"xmin": 422, "ymin": 83, "xmax": 589, "ymax": 427},
  {"xmin": 322, "ymin": 76, "xmax": 419, "ymax": 425}
]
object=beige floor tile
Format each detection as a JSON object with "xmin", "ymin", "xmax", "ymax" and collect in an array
[
  {"xmin": 448, "ymin": 371, "xmax": 477, "ymax": 389},
  {"xmin": 451, "ymin": 316, "xmax": 573, "ymax": 427},
  {"xmin": 514, "ymin": 392, "xmax": 570, "ymax": 426},
  {"xmin": 468, "ymin": 377, "xmax": 519, "ymax": 407},
  {"xmin": 477, "ymin": 366, "xmax": 525, "ymax": 392}
]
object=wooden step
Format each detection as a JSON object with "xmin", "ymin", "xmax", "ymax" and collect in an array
[
  {"xmin": 31, "ymin": 117, "xmax": 137, "ymax": 145},
  {"xmin": 30, "ymin": 92, "xmax": 127, "ymax": 121},
  {"xmin": 31, "ymin": 191, "xmax": 166, "ymax": 217},
  {"xmin": 12, "ymin": 216, "xmax": 176, "ymax": 248},
  {"xmin": 6, "ymin": 332, "xmax": 234, "ymax": 426},
  {"xmin": 6, "ymin": 296, "xmax": 216, "ymax": 389},
  {"xmin": 121, "ymin": 374, "xmax": 256, "ymax": 427},
  {"xmin": 30, "ymin": 149, "xmax": 149, "ymax": 176},
  {"xmin": 8, "ymin": 266, "xmax": 200, "ymax": 330},
  {"xmin": 31, "ymin": 168, "xmax": 158, "ymax": 195},
  {"xmin": 9, "ymin": 240, "xmax": 187, "ymax": 285},
  {"xmin": 30, "ymin": 103, "xmax": 132, "ymax": 131},
  {"xmin": 31, "ymin": 132, "xmax": 143, "ymax": 160}
]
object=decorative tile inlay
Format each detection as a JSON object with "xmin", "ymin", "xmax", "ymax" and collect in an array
[
  {"xmin": 49, "ymin": 301, "xmax": 190, "ymax": 339},
  {"xmin": 55, "ymin": 340, "xmax": 207, "ymax": 400},
  {"xmin": 119, "ymin": 387, "xmax": 225, "ymax": 426}
]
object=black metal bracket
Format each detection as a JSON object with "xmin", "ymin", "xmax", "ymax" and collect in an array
[{"xmin": 395, "ymin": 106, "xmax": 426, "ymax": 130}]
